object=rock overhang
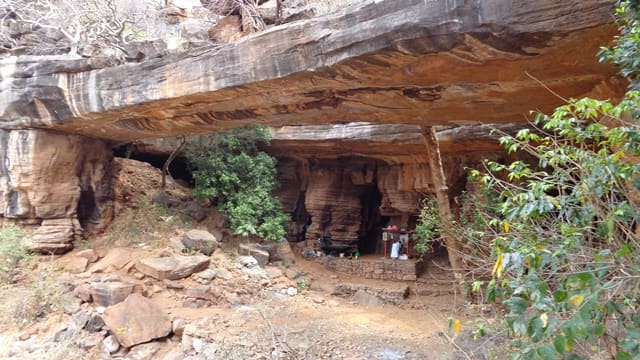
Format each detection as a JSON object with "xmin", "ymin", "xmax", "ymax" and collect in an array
[{"xmin": 0, "ymin": 0, "xmax": 625, "ymax": 142}]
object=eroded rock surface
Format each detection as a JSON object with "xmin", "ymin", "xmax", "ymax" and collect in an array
[
  {"xmin": 0, "ymin": 129, "xmax": 113, "ymax": 253},
  {"xmin": 0, "ymin": 0, "xmax": 622, "ymax": 141}
]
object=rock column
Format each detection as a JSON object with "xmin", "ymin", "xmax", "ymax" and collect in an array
[{"xmin": 0, "ymin": 129, "xmax": 113, "ymax": 253}]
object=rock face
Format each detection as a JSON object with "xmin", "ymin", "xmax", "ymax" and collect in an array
[
  {"xmin": 0, "ymin": 0, "xmax": 621, "ymax": 141},
  {"xmin": 0, "ymin": 129, "xmax": 113, "ymax": 253},
  {"xmin": 102, "ymin": 294, "xmax": 172, "ymax": 348},
  {"xmin": 136, "ymin": 255, "xmax": 210, "ymax": 280},
  {"xmin": 264, "ymin": 123, "xmax": 521, "ymax": 254}
]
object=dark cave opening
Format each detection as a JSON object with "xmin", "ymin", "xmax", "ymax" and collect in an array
[
  {"xmin": 358, "ymin": 183, "xmax": 384, "ymax": 255},
  {"xmin": 113, "ymin": 145, "xmax": 193, "ymax": 184},
  {"xmin": 289, "ymin": 191, "xmax": 311, "ymax": 242},
  {"xmin": 77, "ymin": 186, "xmax": 97, "ymax": 229}
]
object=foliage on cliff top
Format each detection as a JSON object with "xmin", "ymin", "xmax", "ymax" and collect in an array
[{"xmin": 186, "ymin": 125, "xmax": 289, "ymax": 242}]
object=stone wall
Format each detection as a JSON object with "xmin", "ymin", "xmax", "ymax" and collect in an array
[
  {"xmin": 0, "ymin": 130, "xmax": 113, "ymax": 253},
  {"xmin": 323, "ymin": 256, "xmax": 424, "ymax": 281}
]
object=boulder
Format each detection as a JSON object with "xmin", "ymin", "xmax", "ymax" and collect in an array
[
  {"xmin": 238, "ymin": 243, "xmax": 270, "ymax": 266},
  {"xmin": 136, "ymin": 255, "xmax": 210, "ymax": 280},
  {"xmin": 23, "ymin": 218, "xmax": 76, "ymax": 254},
  {"xmin": 182, "ymin": 229, "xmax": 218, "ymax": 255},
  {"xmin": 90, "ymin": 282, "xmax": 134, "ymax": 307},
  {"xmin": 103, "ymin": 294, "xmax": 171, "ymax": 348},
  {"xmin": 354, "ymin": 288, "xmax": 384, "ymax": 307},
  {"xmin": 182, "ymin": 202, "xmax": 207, "ymax": 222},
  {"xmin": 78, "ymin": 332, "xmax": 104, "ymax": 350}
]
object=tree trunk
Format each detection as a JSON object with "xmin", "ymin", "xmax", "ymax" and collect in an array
[
  {"xmin": 421, "ymin": 126, "xmax": 463, "ymax": 276},
  {"xmin": 161, "ymin": 136, "xmax": 186, "ymax": 189}
]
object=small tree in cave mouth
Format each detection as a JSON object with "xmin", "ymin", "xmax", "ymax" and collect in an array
[{"xmin": 186, "ymin": 125, "xmax": 289, "ymax": 242}]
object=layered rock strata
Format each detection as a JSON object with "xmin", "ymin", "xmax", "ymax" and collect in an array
[
  {"xmin": 0, "ymin": 129, "xmax": 113, "ymax": 253},
  {"xmin": 0, "ymin": 0, "xmax": 621, "ymax": 141}
]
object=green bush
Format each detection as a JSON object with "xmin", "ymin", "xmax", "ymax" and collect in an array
[
  {"xmin": 186, "ymin": 125, "xmax": 289, "ymax": 242},
  {"xmin": 451, "ymin": 2, "xmax": 640, "ymax": 357},
  {"xmin": 474, "ymin": 93, "xmax": 640, "ymax": 359},
  {"xmin": 0, "ymin": 225, "xmax": 28, "ymax": 285}
]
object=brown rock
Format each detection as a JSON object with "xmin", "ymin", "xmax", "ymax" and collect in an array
[
  {"xmin": 73, "ymin": 284, "xmax": 93, "ymax": 302},
  {"xmin": 0, "ymin": 130, "xmax": 113, "ymax": 252},
  {"xmin": 185, "ymin": 285, "xmax": 210, "ymax": 300},
  {"xmin": 90, "ymin": 282, "xmax": 134, "ymax": 307},
  {"xmin": 208, "ymin": 15, "xmax": 242, "ymax": 43},
  {"xmin": 158, "ymin": 5, "xmax": 187, "ymax": 24},
  {"xmin": 77, "ymin": 249, "xmax": 99, "ymax": 263},
  {"xmin": 103, "ymin": 294, "xmax": 171, "ymax": 348},
  {"xmin": 88, "ymin": 248, "xmax": 132, "ymax": 273},
  {"xmin": 65, "ymin": 256, "xmax": 89, "ymax": 274},
  {"xmin": 136, "ymin": 255, "xmax": 210, "ymax": 280},
  {"xmin": 0, "ymin": 2, "xmax": 620, "ymax": 143}
]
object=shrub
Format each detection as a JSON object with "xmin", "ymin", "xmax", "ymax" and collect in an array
[
  {"xmin": 0, "ymin": 225, "xmax": 28, "ymax": 285},
  {"xmin": 473, "ymin": 93, "xmax": 640, "ymax": 359},
  {"xmin": 186, "ymin": 125, "xmax": 290, "ymax": 242}
]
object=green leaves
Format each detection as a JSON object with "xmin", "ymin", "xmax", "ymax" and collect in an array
[{"xmin": 187, "ymin": 125, "xmax": 290, "ymax": 242}]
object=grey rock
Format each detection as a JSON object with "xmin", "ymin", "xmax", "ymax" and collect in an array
[
  {"xmin": 60, "ymin": 296, "xmax": 81, "ymax": 314},
  {"xmin": 181, "ymin": 202, "xmax": 207, "ymax": 222},
  {"xmin": 85, "ymin": 313, "xmax": 105, "ymax": 332},
  {"xmin": 238, "ymin": 243, "xmax": 270, "ymax": 266},
  {"xmin": 181, "ymin": 230, "xmax": 218, "ymax": 255},
  {"xmin": 79, "ymin": 332, "xmax": 104, "ymax": 350},
  {"xmin": 90, "ymin": 281, "xmax": 134, "ymax": 307},
  {"xmin": 185, "ymin": 284, "xmax": 210, "ymax": 300},
  {"xmin": 73, "ymin": 311, "xmax": 91, "ymax": 329},
  {"xmin": 102, "ymin": 334, "xmax": 120, "ymax": 354},
  {"xmin": 236, "ymin": 255, "xmax": 258, "ymax": 268},
  {"xmin": 354, "ymin": 288, "xmax": 384, "ymax": 307},
  {"xmin": 195, "ymin": 268, "xmax": 216, "ymax": 281}
]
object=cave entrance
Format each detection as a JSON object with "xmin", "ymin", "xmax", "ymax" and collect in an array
[
  {"xmin": 77, "ymin": 186, "xmax": 96, "ymax": 229},
  {"xmin": 358, "ymin": 184, "xmax": 384, "ymax": 255},
  {"xmin": 290, "ymin": 192, "xmax": 311, "ymax": 242},
  {"xmin": 113, "ymin": 145, "xmax": 193, "ymax": 184}
]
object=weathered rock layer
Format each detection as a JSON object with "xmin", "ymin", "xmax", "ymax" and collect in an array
[
  {"xmin": 0, "ymin": 129, "xmax": 113, "ymax": 252},
  {"xmin": 0, "ymin": 0, "xmax": 623, "ymax": 141}
]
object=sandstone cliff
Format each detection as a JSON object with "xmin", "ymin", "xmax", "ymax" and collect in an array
[{"xmin": 0, "ymin": 0, "xmax": 622, "ymax": 141}]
